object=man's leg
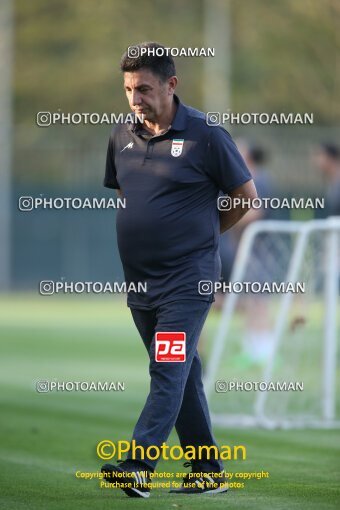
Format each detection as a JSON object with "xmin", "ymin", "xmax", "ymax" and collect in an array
[
  {"xmin": 174, "ymin": 351, "xmax": 222, "ymax": 472},
  {"xmin": 130, "ymin": 307, "xmax": 156, "ymax": 352},
  {"xmin": 127, "ymin": 300, "xmax": 220, "ymax": 471}
]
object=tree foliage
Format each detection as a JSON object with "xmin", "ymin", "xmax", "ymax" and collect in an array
[{"xmin": 15, "ymin": 0, "xmax": 339, "ymax": 124}]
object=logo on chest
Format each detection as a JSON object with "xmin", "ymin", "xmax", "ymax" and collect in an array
[{"xmin": 171, "ymin": 139, "xmax": 184, "ymax": 157}]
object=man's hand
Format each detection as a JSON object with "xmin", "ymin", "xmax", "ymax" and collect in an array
[{"xmin": 219, "ymin": 179, "xmax": 258, "ymax": 234}]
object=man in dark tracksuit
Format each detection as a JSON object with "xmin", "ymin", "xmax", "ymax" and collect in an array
[{"xmin": 102, "ymin": 42, "xmax": 257, "ymax": 499}]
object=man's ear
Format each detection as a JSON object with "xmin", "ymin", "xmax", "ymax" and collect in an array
[{"xmin": 167, "ymin": 76, "xmax": 178, "ymax": 95}]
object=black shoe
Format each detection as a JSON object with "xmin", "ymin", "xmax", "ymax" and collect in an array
[
  {"xmin": 101, "ymin": 460, "xmax": 152, "ymax": 498},
  {"xmin": 169, "ymin": 461, "xmax": 228, "ymax": 495}
]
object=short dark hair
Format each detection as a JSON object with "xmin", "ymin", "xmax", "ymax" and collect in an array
[
  {"xmin": 120, "ymin": 42, "xmax": 176, "ymax": 82},
  {"xmin": 320, "ymin": 143, "xmax": 340, "ymax": 160},
  {"xmin": 248, "ymin": 145, "xmax": 268, "ymax": 165}
]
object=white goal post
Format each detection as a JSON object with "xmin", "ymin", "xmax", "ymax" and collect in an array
[{"xmin": 204, "ymin": 217, "xmax": 340, "ymax": 429}]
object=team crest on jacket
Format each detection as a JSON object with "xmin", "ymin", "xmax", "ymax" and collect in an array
[{"xmin": 171, "ymin": 139, "xmax": 184, "ymax": 157}]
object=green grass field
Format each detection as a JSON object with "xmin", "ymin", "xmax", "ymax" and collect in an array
[{"xmin": 1, "ymin": 295, "xmax": 339, "ymax": 510}]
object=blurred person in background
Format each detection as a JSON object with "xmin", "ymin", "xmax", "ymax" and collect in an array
[
  {"xmin": 314, "ymin": 143, "xmax": 340, "ymax": 216},
  {"xmin": 314, "ymin": 143, "xmax": 340, "ymax": 294},
  {"xmin": 217, "ymin": 143, "xmax": 276, "ymax": 364}
]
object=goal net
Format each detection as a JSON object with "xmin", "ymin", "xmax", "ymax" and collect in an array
[{"xmin": 204, "ymin": 217, "xmax": 340, "ymax": 429}]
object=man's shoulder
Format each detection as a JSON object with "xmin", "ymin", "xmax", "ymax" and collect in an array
[
  {"xmin": 183, "ymin": 103, "xmax": 231, "ymax": 139},
  {"xmin": 184, "ymin": 103, "xmax": 206, "ymax": 122},
  {"xmin": 184, "ymin": 104, "xmax": 209, "ymax": 134}
]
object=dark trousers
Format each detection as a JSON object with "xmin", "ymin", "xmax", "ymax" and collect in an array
[{"xmin": 127, "ymin": 299, "xmax": 223, "ymax": 472}]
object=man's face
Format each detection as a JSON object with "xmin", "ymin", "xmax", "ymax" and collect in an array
[
  {"xmin": 314, "ymin": 149, "xmax": 332, "ymax": 176},
  {"xmin": 123, "ymin": 69, "xmax": 175, "ymax": 122}
]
